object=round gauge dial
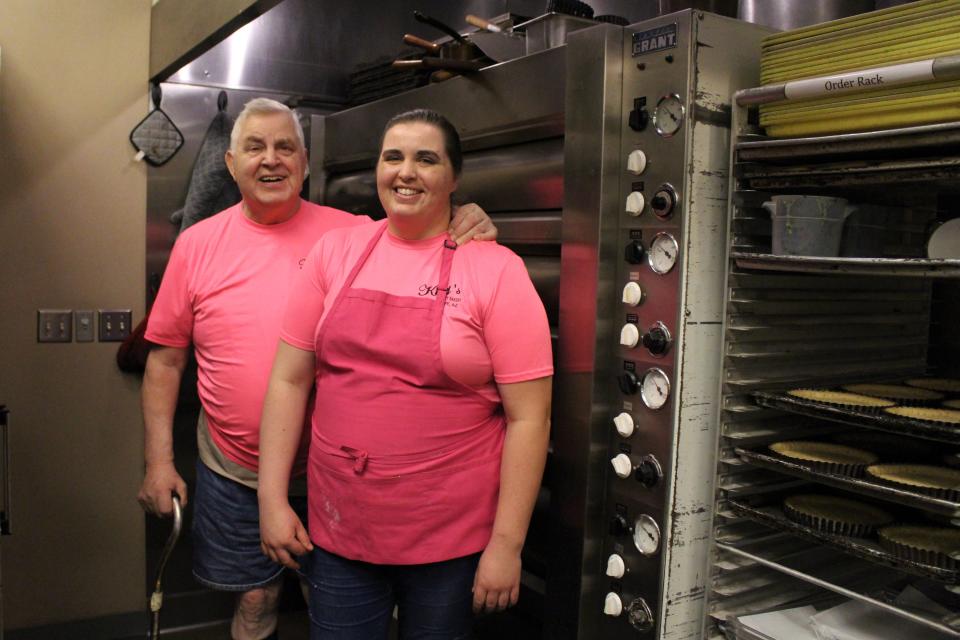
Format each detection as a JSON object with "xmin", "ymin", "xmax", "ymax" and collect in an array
[
  {"xmin": 653, "ymin": 94, "xmax": 685, "ymax": 137},
  {"xmin": 632, "ymin": 514, "xmax": 661, "ymax": 556},
  {"xmin": 648, "ymin": 232, "xmax": 679, "ymax": 275},
  {"xmin": 640, "ymin": 368, "xmax": 670, "ymax": 410}
]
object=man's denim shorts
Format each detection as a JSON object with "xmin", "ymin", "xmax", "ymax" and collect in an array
[{"xmin": 192, "ymin": 459, "xmax": 308, "ymax": 591}]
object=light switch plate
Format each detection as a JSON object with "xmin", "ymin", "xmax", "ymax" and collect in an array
[
  {"xmin": 98, "ymin": 309, "xmax": 132, "ymax": 342},
  {"xmin": 75, "ymin": 310, "xmax": 95, "ymax": 342},
  {"xmin": 38, "ymin": 310, "xmax": 73, "ymax": 343}
]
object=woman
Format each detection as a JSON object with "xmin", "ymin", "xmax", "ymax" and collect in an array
[{"xmin": 258, "ymin": 108, "xmax": 552, "ymax": 639}]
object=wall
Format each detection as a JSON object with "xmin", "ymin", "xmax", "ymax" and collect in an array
[{"xmin": 0, "ymin": 0, "xmax": 150, "ymax": 630}]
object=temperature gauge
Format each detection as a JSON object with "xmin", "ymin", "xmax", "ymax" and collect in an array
[
  {"xmin": 648, "ymin": 232, "xmax": 679, "ymax": 275},
  {"xmin": 632, "ymin": 514, "xmax": 661, "ymax": 556},
  {"xmin": 653, "ymin": 94, "xmax": 684, "ymax": 137},
  {"xmin": 640, "ymin": 368, "xmax": 670, "ymax": 410}
]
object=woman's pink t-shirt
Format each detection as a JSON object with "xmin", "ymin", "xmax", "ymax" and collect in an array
[{"xmin": 282, "ymin": 223, "xmax": 553, "ymax": 400}]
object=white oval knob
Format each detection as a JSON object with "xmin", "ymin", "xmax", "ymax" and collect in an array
[
  {"xmin": 622, "ymin": 282, "xmax": 644, "ymax": 306},
  {"xmin": 627, "ymin": 150, "xmax": 647, "ymax": 175},
  {"xmin": 613, "ymin": 412, "xmax": 635, "ymax": 438},
  {"xmin": 625, "ymin": 191, "xmax": 645, "ymax": 216},
  {"xmin": 604, "ymin": 592, "xmax": 624, "ymax": 616},
  {"xmin": 620, "ymin": 323, "xmax": 640, "ymax": 348},
  {"xmin": 610, "ymin": 453, "xmax": 633, "ymax": 479},
  {"xmin": 606, "ymin": 554, "xmax": 626, "ymax": 579}
]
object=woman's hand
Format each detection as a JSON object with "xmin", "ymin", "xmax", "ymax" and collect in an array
[
  {"xmin": 259, "ymin": 500, "xmax": 313, "ymax": 570},
  {"xmin": 472, "ymin": 535, "xmax": 521, "ymax": 614}
]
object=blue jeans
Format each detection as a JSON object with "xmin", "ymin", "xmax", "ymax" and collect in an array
[
  {"xmin": 192, "ymin": 459, "xmax": 308, "ymax": 590},
  {"xmin": 304, "ymin": 546, "xmax": 480, "ymax": 639}
]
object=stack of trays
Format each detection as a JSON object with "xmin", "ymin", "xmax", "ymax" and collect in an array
[{"xmin": 758, "ymin": 0, "xmax": 960, "ymax": 137}]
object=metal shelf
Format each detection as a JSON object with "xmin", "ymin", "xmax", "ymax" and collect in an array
[
  {"xmin": 732, "ymin": 253, "xmax": 960, "ymax": 279},
  {"xmin": 716, "ymin": 540, "xmax": 960, "ymax": 638},
  {"xmin": 752, "ymin": 391, "xmax": 960, "ymax": 444},
  {"xmin": 727, "ymin": 499, "xmax": 960, "ymax": 585},
  {"xmin": 736, "ymin": 448, "xmax": 960, "ymax": 518}
]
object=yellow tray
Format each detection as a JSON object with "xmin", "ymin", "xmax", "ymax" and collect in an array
[{"xmin": 761, "ymin": 0, "xmax": 953, "ymax": 49}]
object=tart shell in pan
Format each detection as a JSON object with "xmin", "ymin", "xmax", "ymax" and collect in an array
[
  {"xmin": 878, "ymin": 525, "xmax": 960, "ymax": 570},
  {"xmin": 787, "ymin": 389, "xmax": 895, "ymax": 412},
  {"xmin": 904, "ymin": 378, "xmax": 960, "ymax": 394},
  {"xmin": 884, "ymin": 406, "xmax": 960, "ymax": 425},
  {"xmin": 783, "ymin": 494, "xmax": 893, "ymax": 537},
  {"xmin": 770, "ymin": 440, "xmax": 878, "ymax": 477},
  {"xmin": 865, "ymin": 464, "xmax": 960, "ymax": 501},
  {"xmin": 841, "ymin": 383, "xmax": 944, "ymax": 405}
]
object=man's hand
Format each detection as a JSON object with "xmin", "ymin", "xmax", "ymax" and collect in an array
[
  {"xmin": 472, "ymin": 536, "xmax": 521, "ymax": 614},
  {"xmin": 450, "ymin": 203, "xmax": 498, "ymax": 245},
  {"xmin": 260, "ymin": 501, "xmax": 314, "ymax": 570},
  {"xmin": 137, "ymin": 462, "xmax": 187, "ymax": 517}
]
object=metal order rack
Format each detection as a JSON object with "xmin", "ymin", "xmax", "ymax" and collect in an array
[{"xmin": 707, "ymin": 68, "xmax": 960, "ymax": 640}]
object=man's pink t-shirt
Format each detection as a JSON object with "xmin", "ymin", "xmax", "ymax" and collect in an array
[
  {"xmin": 146, "ymin": 200, "xmax": 367, "ymax": 471},
  {"xmin": 281, "ymin": 222, "xmax": 554, "ymax": 401}
]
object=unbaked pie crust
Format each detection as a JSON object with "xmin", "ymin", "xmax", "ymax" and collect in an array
[
  {"xmin": 884, "ymin": 406, "xmax": 960, "ymax": 425},
  {"xmin": 842, "ymin": 383, "xmax": 944, "ymax": 404},
  {"xmin": 787, "ymin": 389, "xmax": 896, "ymax": 410},
  {"xmin": 783, "ymin": 494, "xmax": 893, "ymax": 537},
  {"xmin": 865, "ymin": 464, "xmax": 960, "ymax": 500},
  {"xmin": 770, "ymin": 441, "xmax": 877, "ymax": 477},
  {"xmin": 904, "ymin": 378, "xmax": 960, "ymax": 394},
  {"xmin": 878, "ymin": 525, "xmax": 960, "ymax": 569}
]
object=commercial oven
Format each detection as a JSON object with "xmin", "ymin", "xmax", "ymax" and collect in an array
[
  {"xmin": 311, "ymin": 10, "xmax": 771, "ymax": 638},
  {"xmin": 705, "ymin": 76, "xmax": 960, "ymax": 638}
]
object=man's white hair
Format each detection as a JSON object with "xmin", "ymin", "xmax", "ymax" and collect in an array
[{"xmin": 230, "ymin": 97, "xmax": 305, "ymax": 152}]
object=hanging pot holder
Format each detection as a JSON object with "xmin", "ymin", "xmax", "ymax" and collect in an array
[{"xmin": 129, "ymin": 84, "xmax": 184, "ymax": 167}]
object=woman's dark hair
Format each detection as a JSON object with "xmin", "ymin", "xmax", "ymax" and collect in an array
[{"xmin": 379, "ymin": 109, "xmax": 463, "ymax": 178}]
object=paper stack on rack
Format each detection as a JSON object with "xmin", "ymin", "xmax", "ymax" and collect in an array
[{"xmin": 758, "ymin": 0, "xmax": 960, "ymax": 137}]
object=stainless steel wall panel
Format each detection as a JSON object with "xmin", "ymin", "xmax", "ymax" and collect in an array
[{"xmin": 547, "ymin": 22, "xmax": 625, "ymax": 640}]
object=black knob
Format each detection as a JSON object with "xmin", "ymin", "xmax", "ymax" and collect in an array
[
  {"xmin": 629, "ymin": 97, "xmax": 648, "ymax": 131},
  {"xmin": 635, "ymin": 458, "xmax": 661, "ymax": 488},
  {"xmin": 624, "ymin": 240, "xmax": 644, "ymax": 264},
  {"xmin": 651, "ymin": 186, "xmax": 676, "ymax": 219},
  {"xmin": 641, "ymin": 327, "xmax": 669, "ymax": 356},
  {"xmin": 610, "ymin": 513, "xmax": 630, "ymax": 536},
  {"xmin": 617, "ymin": 371, "xmax": 638, "ymax": 395}
]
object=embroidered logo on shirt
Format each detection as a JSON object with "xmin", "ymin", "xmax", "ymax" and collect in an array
[
  {"xmin": 419, "ymin": 283, "xmax": 463, "ymax": 307},
  {"xmin": 298, "ymin": 258, "xmax": 306, "ymax": 269}
]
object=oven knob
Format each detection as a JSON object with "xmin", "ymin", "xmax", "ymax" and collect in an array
[
  {"xmin": 635, "ymin": 455, "xmax": 663, "ymax": 489},
  {"xmin": 627, "ymin": 597, "xmax": 655, "ymax": 632},
  {"xmin": 604, "ymin": 592, "xmax": 624, "ymax": 617},
  {"xmin": 627, "ymin": 150, "xmax": 648, "ymax": 175},
  {"xmin": 610, "ymin": 453, "xmax": 633, "ymax": 479},
  {"xmin": 650, "ymin": 184, "xmax": 677, "ymax": 219},
  {"xmin": 620, "ymin": 323, "xmax": 640, "ymax": 348},
  {"xmin": 617, "ymin": 371, "xmax": 638, "ymax": 395},
  {"xmin": 624, "ymin": 240, "xmax": 645, "ymax": 265},
  {"xmin": 621, "ymin": 282, "xmax": 644, "ymax": 306},
  {"xmin": 641, "ymin": 322, "xmax": 672, "ymax": 356},
  {"xmin": 606, "ymin": 553, "xmax": 626, "ymax": 578},
  {"xmin": 613, "ymin": 412, "xmax": 635, "ymax": 437},
  {"xmin": 610, "ymin": 513, "xmax": 631, "ymax": 536},
  {"xmin": 625, "ymin": 191, "xmax": 645, "ymax": 217}
]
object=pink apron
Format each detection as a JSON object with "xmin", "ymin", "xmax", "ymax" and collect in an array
[{"xmin": 308, "ymin": 221, "xmax": 505, "ymax": 565}]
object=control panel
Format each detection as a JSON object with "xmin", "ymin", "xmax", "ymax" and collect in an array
[{"xmin": 601, "ymin": 12, "xmax": 691, "ymax": 637}]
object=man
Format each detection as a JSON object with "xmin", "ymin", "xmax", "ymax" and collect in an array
[{"xmin": 137, "ymin": 98, "xmax": 494, "ymax": 640}]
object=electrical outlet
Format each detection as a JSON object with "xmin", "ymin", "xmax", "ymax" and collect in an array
[
  {"xmin": 75, "ymin": 310, "xmax": 95, "ymax": 342},
  {"xmin": 37, "ymin": 310, "xmax": 73, "ymax": 343},
  {"xmin": 98, "ymin": 309, "xmax": 132, "ymax": 342}
]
